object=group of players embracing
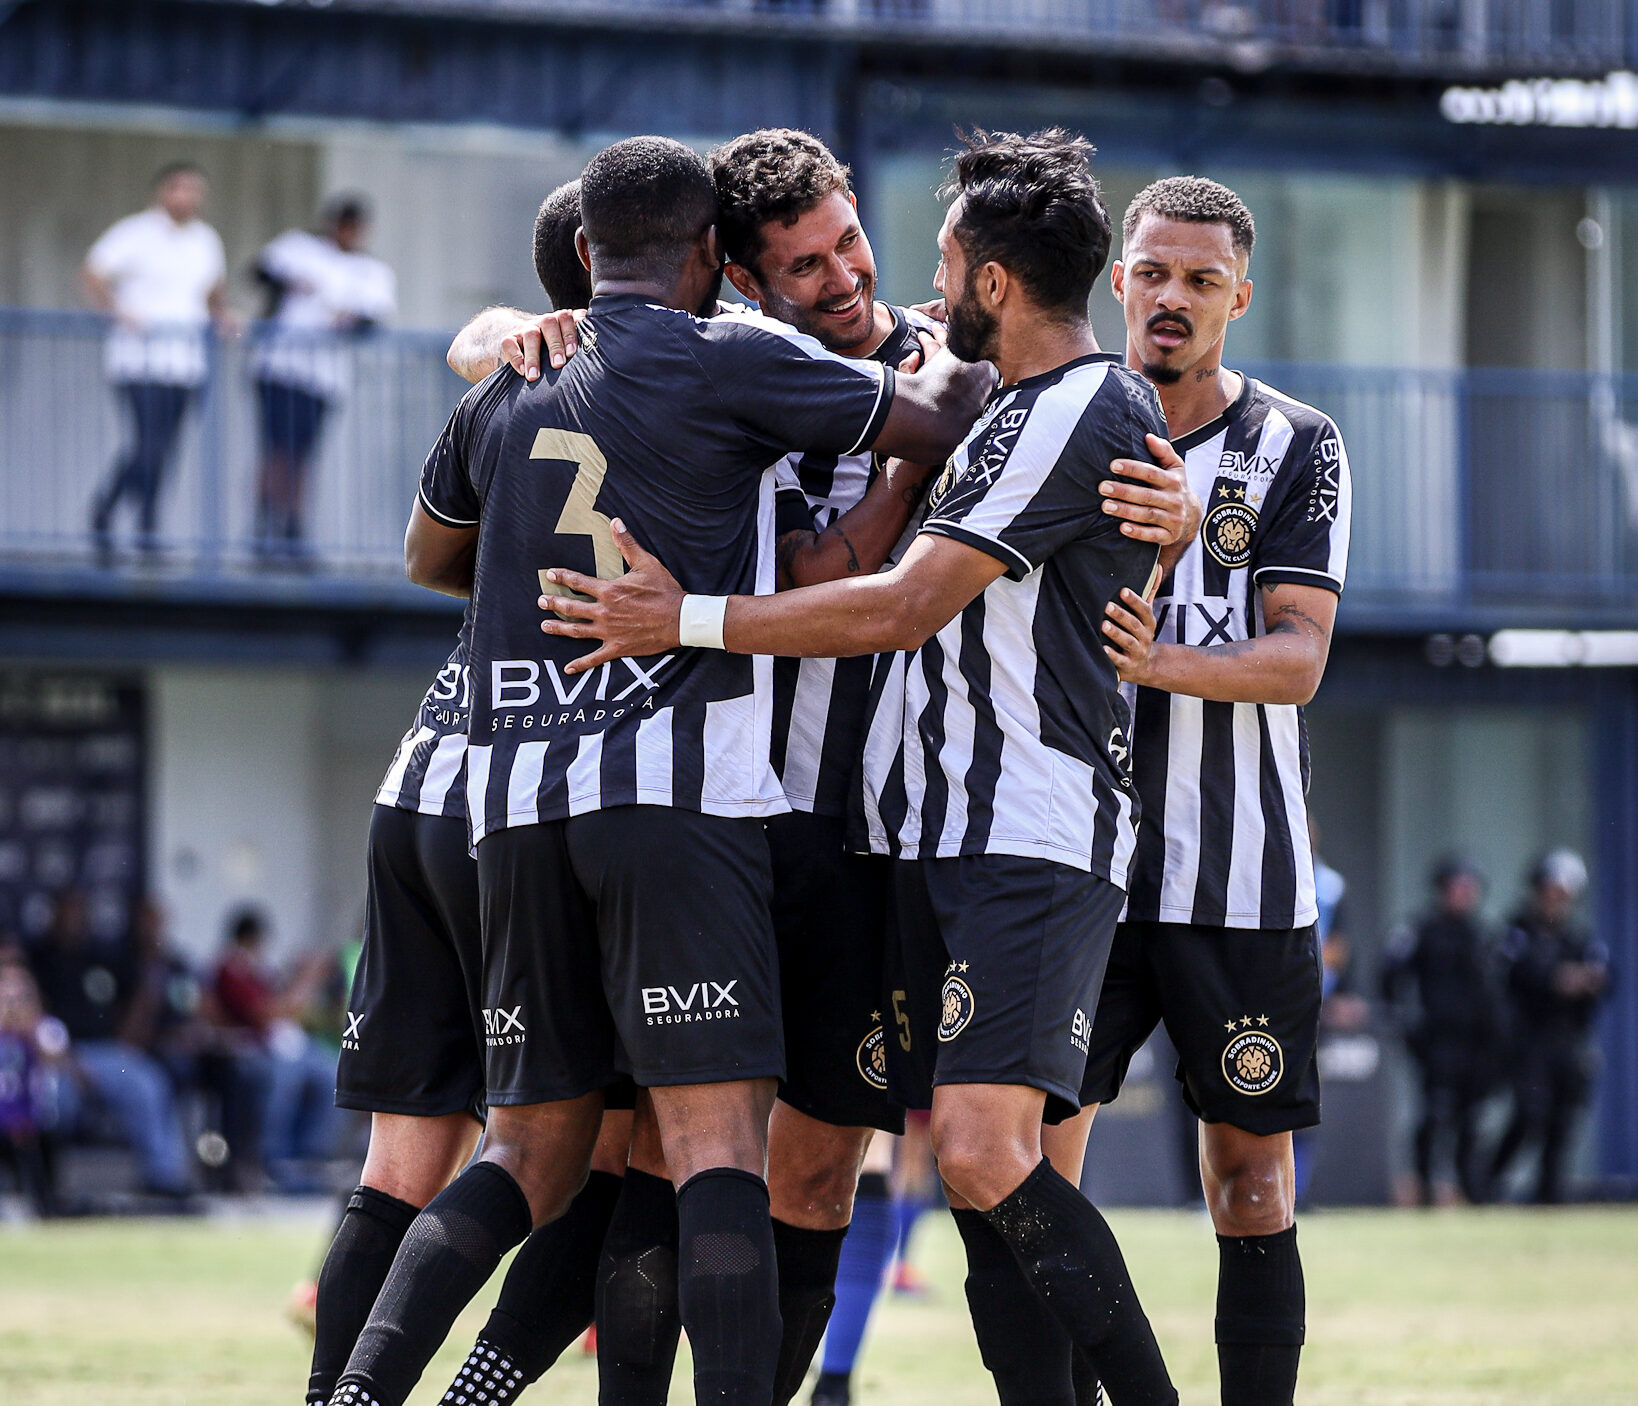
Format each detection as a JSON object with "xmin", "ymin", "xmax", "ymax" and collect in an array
[{"xmin": 305, "ymin": 123, "xmax": 1352, "ymax": 1406}]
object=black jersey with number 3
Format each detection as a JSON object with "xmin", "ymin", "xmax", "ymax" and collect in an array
[{"xmin": 417, "ymin": 293, "xmax": 895, "ymax": 843}]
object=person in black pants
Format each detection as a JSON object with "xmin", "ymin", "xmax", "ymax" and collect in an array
[
  {"xmin": 1488, "ymin": 851, "xmax": 1610, "ymax": 1204},
  {"xmin": 1381, "ymin": 858, "xmax": 1501, "ymax": 1205}
]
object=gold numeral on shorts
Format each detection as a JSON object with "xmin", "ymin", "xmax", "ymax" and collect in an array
[
  {"xmin": 892, "ymin": 989, "xmax": 912, "ymax": 1052},
  {"xmin": 532, "ymin": 427, "xmax": 624, "ymax": 599}
]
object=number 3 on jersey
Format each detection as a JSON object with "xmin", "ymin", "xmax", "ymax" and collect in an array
[{"xmin": 532, "ymin": 427, "xmax": 625, "ymax": 600}]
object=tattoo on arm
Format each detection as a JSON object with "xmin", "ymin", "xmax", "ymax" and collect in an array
[
  {"xmin": 775, "ymin": 530, "xmax": 809, "ymax": 590},
  {"xmin": 822, "ymin": 520, "xmax": 863, "ymax": 574},
  {"xmin": 1266, "ymin": 600, "xmax": 1329, "ymax": 637}
]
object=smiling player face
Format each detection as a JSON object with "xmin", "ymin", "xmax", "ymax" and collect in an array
[
  {"xmin": 733, "ymin": 190, "xmax": 880, "ymax": 353},
  {"xmin": 1113, "ymin": 214, "xmax": 1251, "ymax": 385}
]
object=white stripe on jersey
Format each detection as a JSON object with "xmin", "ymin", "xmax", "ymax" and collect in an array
[
  {"xmin": 566, "ymin": 731, "xmax": 604, "ymax": 815},
  {"xmin": 376, "ymin": 725, "xmax": 434, "ymax": 806},
  {"xmin": 418, "ymin": 733, "xmax": 469, "ymax": 813},
  {"xmin": 1155, "ymin": 696, "xmax": 1204, "ymax": 916},
  {"xmin": 634, "ymin": 709, "xmax": 674, "ymax": 801},
  {"xmin": 507, "ymin": 740, "xmax": 549, "ymax": 818}
]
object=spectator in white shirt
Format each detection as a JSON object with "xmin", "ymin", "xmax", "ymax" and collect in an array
[
  {"xmin": 81, "ymin": 163, "xmax": 230, "ymax": 561},
  {"xmin": 251, "ymin": 195, "xmax": 396, "ymax": 561}
]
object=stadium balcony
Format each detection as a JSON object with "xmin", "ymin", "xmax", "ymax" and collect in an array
[
  {"xmin": 190, "ymin": 0, "xmax": 1634, "ymax": 78},
  {"xmin": 2, "ymin": 308, "xmax": 1636, "ymax": 639}
]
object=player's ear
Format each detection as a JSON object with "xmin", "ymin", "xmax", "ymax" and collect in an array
[
  {"xmin": 1111, "ymin": 261, "xmax": 1126, "ymax": 303},
  {"xmin": 981, "ymin": 260, "xmax": 1007, "ymax": 309},
  {"xmin": 574, "ymin": 227, "xmax": 591, "ymax": 274},
  {"xmin": 702, "ymin": 224, "xmax": 724, "ymax": 271},
  {"xmin": 1229, "ymin": 276, "xmax": 1253, "ymax": 321},
  {"xmin": 723, "ymin": 261, "xmax": 762, "ymax": 304}
]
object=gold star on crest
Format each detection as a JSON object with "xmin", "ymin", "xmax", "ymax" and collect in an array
[
  {"xmin": 946, "ymin": 962, "xmax": 957, "ymax": 975},
  {"xmin": 1257, "ymin": 1014, "xmax": 1270, "ymax": 1026},
  {"xmin": 1240, "ymin": 1015, "xmax": 1253, "ymax": 1028},
  {"xmin": 1224, "ymin": 1020, "xmax": 1238, "ymax": 1032},
  {"xmin": 958, "ymin": 961, "xmax": 970, "ymax": 972}
]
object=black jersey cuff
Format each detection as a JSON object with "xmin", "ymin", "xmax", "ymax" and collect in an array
[
  {"xmin": 1252, "ymin": 565, "xmax": 1342, "ymax": 594},
  {"xmin": 417, "ymin": 488, "xmax": 479, "ymax": 529},
  {"xmin": 843, "ymin": 364, "xmax": 896, "ymax": 457},
  {"xmin": 920, "ymin": 519, "xmax": 1034, "ymax": 580}
]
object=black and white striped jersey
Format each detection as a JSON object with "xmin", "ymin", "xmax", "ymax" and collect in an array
[
  {"xmin": 859, "ymin": 353, "xmax": 1166, "ymax": 883},
  {"xmin": 374, "ymin": 634, "xmax": 472, "ymax": 820},
  {"xmin": 770, "ymin": 303, "xmax": 940, "ymax": 817},
  {"xmin": 416, "ymin": 293, "xmax": 895, "ymax": 844},
  {"xmin": 1122, "ymin": 375, "xmax": 1351, "ymax": 931}
]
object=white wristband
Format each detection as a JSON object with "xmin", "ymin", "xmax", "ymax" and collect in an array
[{"xmin": 678, "ymin": 594, "xmax": 729, "ymax": 650}]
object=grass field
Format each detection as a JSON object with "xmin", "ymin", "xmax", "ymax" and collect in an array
[{"xmin": 2, "ymin": 1205, "xmax": 1636, "ymax": 1405}]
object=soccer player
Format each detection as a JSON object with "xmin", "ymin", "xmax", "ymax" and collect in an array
[
  {"xmin": 306, "ymin": 179, "xmax": 635, "ymax": 1406},
  {"xmin": 1082, "ymin": 176, "xmax": 1353, "ymax": 1406},
  {"xmin": 538, "ymin": 127, "xmax": 1185, "ymax": 1406},
  {"xmin": 324, "ymin": 135, "xmax": 989, "ymax": 1406}
]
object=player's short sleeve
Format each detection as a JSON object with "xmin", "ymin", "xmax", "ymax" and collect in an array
[
  {"xmin": 416, "ymin": 373, "xmax": 512, "ymax": 528},
  {"xmin": 1252, "ymin": 414, "xmax": 1351, "ymax": 594},
  {"xmin": 922, "ymin": 374, "xmax": 1158, "ymax": 580},
  {"xmin": 773, "ymin": 456, "xmax": 817, "ymax": 538},
  {"xmin": 697, "ymin": 316, "xmax": 895, "ymax": 460}
]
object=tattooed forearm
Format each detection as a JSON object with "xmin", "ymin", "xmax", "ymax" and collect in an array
[
  {"xmin": 1267, "ymin": 602, "xmax": 1329, "ymax": 637},
  {"xmin": 823, "ymin": 521, "xmax": 864, "ymax": 574}
]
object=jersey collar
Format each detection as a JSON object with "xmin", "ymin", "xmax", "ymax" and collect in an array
[
  {"xmin": 998, "ymin": 351, "xmax": 1122, "ymax": 397},
  {"xmin": 1168, "ymin": 370, "xmax": 1257, "ymax": 454}
]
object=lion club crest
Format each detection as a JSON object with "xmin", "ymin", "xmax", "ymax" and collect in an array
[
  {"xmin": 1202, "ymin": 477, "xmax": 1258, "ymax": 569},
  {"xmin": 856, "ymin": 1025, "xmax": 888, "ymax": 1089},
  {"xmin": 937, "ymin": 975, "xmax": 975, "ymax": 1042},
  {"xmin": 1222, "ymin": 1024, "xmax": 1283, "ymax": 1096}
]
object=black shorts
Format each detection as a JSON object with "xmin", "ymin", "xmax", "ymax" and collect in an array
[
  {"xmin": 767, "ymin": 811, "xmax": 903, "ymax": 1135},
  {"xmin": 257, "ymin": 379, "xmax": 329, "ymax": 461},
  {"xmin": 337, "ymin": 804, "xmax": 486, "ymax": 1117},
  {"xmin": 478, "ymin": 806, "xmax": 785, "ymax": 1106},
  {"xmin": 884, "ymin": 854, "xmax": 1124, "ymax": 1125},
  {"xmin": 1079, "ymin": 921, "xmax": 1323, "ymax": 1136}
]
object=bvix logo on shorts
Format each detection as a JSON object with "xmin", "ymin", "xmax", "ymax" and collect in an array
[
  {"xmin": 484, "ymin": 1006, "xmax": 527, "ymax": 1046},
  {"xmin": 1222, "ymin": 1022, "xmax": 1283, "ymax": 1095},
  {"xmin": 856, "ymin": 1024, "xmax": 888, "ymax": 1089},
  {"xmin": 938, "ymin": 965, "xmax": 975, "ymax": 1043},
  {"xmin": 1069, "ymin": 1008, "xmax": 1092, "ymax": 1054},
  {"xmin": 342, "ymin": 1011, "xmax": 363, "ymax": 1052},
  {"xmin": 642, "ymin": 981, "xmax": 740, "ymax": 1026}
]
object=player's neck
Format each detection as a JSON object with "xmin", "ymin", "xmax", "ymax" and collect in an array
[
  {"xmin": 1152, "ymin": 355, "xmax": 1242, "ymax": 440},
  {"xmin": 993, "ymin": 319, "xmax": 1101, "ymax": 387},
  {"xmin": 591, "ymin": 276, "xmax": 693, "ymax": 312},
  {"xmin": 828, "ymin": 300, "xmax": 895, "ymax": 360}
]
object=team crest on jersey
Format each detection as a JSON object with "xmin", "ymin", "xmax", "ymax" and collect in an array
[
  {"xmin": 938, "ymin": 968, "xmax": 975, "ymax": 1042},
  {"xmin": 1203, "ymin": 477, "xmax": 1259, "ymax": 569},
  {"xmin": 928, "ymin": 458, "xmax": 959, "ymax": 513},
  {"xmin": 1221, "ymin": 1023, "xmax": 1283, "ymax": 1095},
  {"xmin": 856, "ymin": 1024, "xmax": 888, "ymax": 1089}
]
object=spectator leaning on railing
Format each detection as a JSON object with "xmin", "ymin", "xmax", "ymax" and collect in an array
[
  {"xmin": 80, "ymin": 162, "xmax": 233, "ymax": 563},
  {"xmin": 251, "ymin": 195, "xmax": 397, "ymax": 563}
]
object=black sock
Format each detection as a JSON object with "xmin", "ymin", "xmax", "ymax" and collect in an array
[
  {"xmin": 771, "ymin": 1217, "xmax": 848, "ymax": 1406},
  {"xmin": 308, "ymin": 1186, "xmax": 420, "ymax": 1404},
  {"xmin": 439, "ymin": 1170, "xmax": 625, "ymax": 1404},
  {"xmin": 951, "ymin": 1208, "xmax": 1074, "ymax": 1406},
  {"xmin": 1216, "ymin": 1226, "xmax": 1305, "ymax": 1406},
  {"xmin": 981, "ymin": 1160, "xmax": 1177, "ymax": 1406},
  {"xmin": 332, "ymin": 1161, "xmax": 533, "ymax": 1406},
  {"xmin": 676, "ymin": 1167, "xmax": 782, "ymax": 1406},
  {"xmin": 597, "ymin": 1167, "xmax": 682, "ymax": 1406},
  {"xmin": 1071, "ymin": 1350, "xmax": 1104, "ymax": 1406}
]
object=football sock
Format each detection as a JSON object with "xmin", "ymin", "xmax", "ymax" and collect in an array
[
  {"xmin": 817, "ymin": 1173, "xmax": 897, "ymax": 1379},
  {"xmin": 771, "ymin": 1218, "xmax": 847, "ymax": 1406},
  {"xmin": 981, "ymin": 1159, "xmax": 1177, "ymax": 1406},
  {"xmin": 332, "ymin": 1161, "xmax": 533, "ymax": 1406},
  {"xmin": 892, "ymin": 1186, "xmax": 930, "ymax": 1259},
  {"xmin": 440, "ymin": 1170, "xmax": 625, "ymax": 1404},
  {"xmin": 1215, "ymin": 1226, "xmax": 1305, "ymax": 1406},
  {"xmin": 596, "ymin": 1167, "xmax": 682, "ymax": 1406},
  {"xmin": 1071, "ymin": 1349, "xmax": 1105, "ymax": 1406},
  {"xmin": 308, "ymin": 1186, "xmax": 420, "ymax": 1404},
  {"xmin": 676, "ymin": 1167, "xmax": 782, "ymax": 1406},
  {"xmin": 951, "ymin": 1207, "xmax": 1074, "ymax": 1406}
]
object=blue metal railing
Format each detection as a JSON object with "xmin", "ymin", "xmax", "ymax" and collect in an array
[
  {"xmin": 2, "ymin": 309, "xmax": 1636, "ymax": 621},
  {"xmin": 290, "ymin": 0, "xmax": 1634, "ymax": 73}
]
